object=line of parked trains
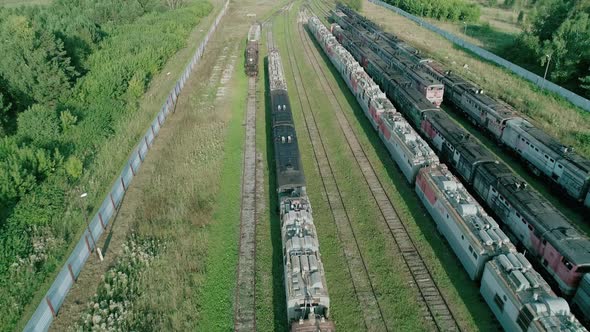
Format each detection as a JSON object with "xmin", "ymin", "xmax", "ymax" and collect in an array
[
  {"xmin": 335, "ymin": 4, "xmax": 590, "ymax": 209},
  {"xmin": 267, "ymin": 40, "xmax": 335, "ymax": 331},
  {"xmin": 327, "ymin": 5, "xmax": 590, "ymax": 324},
  {"xmin": 307, "ymin": 11, "xmax": 588, "ymax": 331}
]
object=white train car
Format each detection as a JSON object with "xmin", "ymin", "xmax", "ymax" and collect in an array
[
  {"xmin": 308, "ymin": 16, "xmax": 437, "ymax": 183},
  {"xmin": 415, "ymin": 164, "xmax": 515, "ymax": 280},
  {"xmin": 480, "ymin": 253, "xmax": 586, "ymax": 332},
  {"xmin": 501, "ymin": 117, "xmax": 590, "ymax": 203},
  {"xmin": 378, "ymin": 110, "xmax": 438, "ymax": 183},
  {"xmin": 281, "ymin": 196, "xmax": 331, "ymax": 324}
]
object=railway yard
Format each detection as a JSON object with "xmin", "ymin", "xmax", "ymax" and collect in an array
[{"xmin": 19, "ymin": 0, "xmax": 590, "ymax": 331}]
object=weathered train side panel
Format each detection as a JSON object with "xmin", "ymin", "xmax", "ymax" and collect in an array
[
  {"xmin": 415, "ymin": 165, "xmax": 514, "ymax": 280},
  {"xmin": 480, "ymin": 254, "xmax": 584, "ymax": 331}
]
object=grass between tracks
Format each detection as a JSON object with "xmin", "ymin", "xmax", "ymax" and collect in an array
[{"xmin": 305, "ymin": 2, "xmax": 499, "ymax": 330}]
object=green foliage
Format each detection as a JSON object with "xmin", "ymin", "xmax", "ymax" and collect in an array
[
  {"xmin": 59, "ymin": 109, "xmax": 77, "ymax": 132},
  {"xmin": 385, "ymin": 0, "xmax": 480, "ymax": 22},
  {"xmin": 64, "ymin": 155, "xmax": 83, "ymax": 181},
  {"xmin": 16, "ymin": 104, "xmax": 61, "ymax": 149},
  {"xmin": 505, "ymin": 0, "xmax": 590, "ymax": 96},
  {"xmin": 0, "ymin": 15, "xmax": 76, "ymax": 111},
  {"xmin": 0, "ymin": 139, "xmax": 59, "ymax": 205},
  {"xmin": 0, "ymin": 0, "xmax": 212, "ymax": 329}
]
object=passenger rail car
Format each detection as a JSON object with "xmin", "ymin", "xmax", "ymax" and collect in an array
[
  {"xmin": 307, "ymin": 14, "xmax": 585, "ymax": 331},
  {"xmin": 245, "ymin": 24, "xmax": 260, "ymax": 76},
  {"xmin": 267, "ymin": 48, "xmax": 334, "ymax": 332}
]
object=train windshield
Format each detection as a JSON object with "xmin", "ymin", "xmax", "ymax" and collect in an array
[{"xmin": 575, "ymin": 265, "xmax": 590, "ymax": 273}]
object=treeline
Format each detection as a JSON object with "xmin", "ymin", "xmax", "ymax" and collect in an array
[
  {"xmin": 0, "ymin": 0, "xmax": 211, "ymax": 329},
  {"xmin": 384, "ymin": 0, "xmax": 481, "ymax": 22},
  {"xmin": 507, "ymin": 0, "xmax": 590, "ymax": 97}
]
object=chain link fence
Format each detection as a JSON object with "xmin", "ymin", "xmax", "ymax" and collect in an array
[
  {"xmin": 23, "ymin": 1, "xmax": 230, "ymax": 331},
  {"xmin": 369, "ymin": 0, "xmax": 590, "ymax": 113}
]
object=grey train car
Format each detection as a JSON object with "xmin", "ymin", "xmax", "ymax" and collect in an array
[
  {"xmin": 501, "ymin": 118, "xmax": 590, "ymax": 204},
  {"xmin": 267, "ymin": 48, "xmax": 334, "ymax": 332},
  {"xmin": 481, "ymin": 253, "xmax": 585, "ymax": 331},
  {"xmin": 415, "ymin": 164, "xmax": 514, "ymax": 280}
]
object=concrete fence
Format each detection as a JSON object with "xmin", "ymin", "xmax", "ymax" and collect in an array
[
  {"xmin": 368, "ymin": 0, "xmax": 590, "ymax": 112},
  {"xmin": 23, "ymin": 1, "xmax": 230, "ymax": 331}
]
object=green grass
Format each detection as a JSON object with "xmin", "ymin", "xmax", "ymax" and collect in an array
[
  {"xmin": 0, "ymin": 0, "xmax": 50, "ymax": 6},
  {"xmin": 86, "ymin": 38, "xmax": 247, "ymax": 331},
  {"xmin": 12, "ymin": 2, "xmax": 218, "ymax": 330},
  {"xmin": 197, "ymin": 55, "xmax": 247, "ymax": 332}
]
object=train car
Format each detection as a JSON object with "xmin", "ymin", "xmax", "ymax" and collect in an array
[
  {"xmin": 501, "ymin": 117, "xmax": 590, "ymax": 203},
  {"xmin": 480, "ymin": 253, "xmax": 586, "ymax": 331},
  {"xmin": 245, "ymin": 24, "xmax": 260, "ymax": 77},
  {"xmin": 471, "ymin": 161, "xmax": 590, "ymax": 296},
  {"xmin": 415, "ymin": 164, "xmax": 514, "ymax": 280},
  {"xmin": 309, "ymin": 16, "xmax": 437, "ymax": 183},
  {"xmin": 268, "ymin": 48, "xmax": 334, "ymax": 331},
  {"xmin": 421, "ymin": 110, "xmax": 497, "ymax": 184}
]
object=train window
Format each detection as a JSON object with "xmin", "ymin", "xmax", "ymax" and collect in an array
[
  {"xmin": 491, "ymin": 188, "xmax": 496, "ymax": 193},
  {"xmin": 575, "ymin": 266, "xmax": 590, "ymax": 273},
  {"xmin": 516, "ymin": 212, "xmax": 521, "ymax": 218},
  {"xmin": 561, "ymin": 257, "xmax": 574, "ymax": 270},
  {"xmin": 528, "ymin": 225, "xmax": 533, "ymax": 231},
  {"xmin": 543, "ymin": 259, "xmax": 548, "ymax": 267},
  {"xmin": 469, "ymin": 245, "xmax": 473, "ymax": 253},
  {"xmin": 558, "ymin": 164, "xmax": 563, "ymax": 169},
  {"xmin": 550, "ymin": 158, "xmax": 554, "ymax": 162},
  {"xmin": 461, "ymin": 235, "xmax": 464, "ymax": 240},
  {"xmin": 473, "ymin": 252, "xmax": 478, "ymax": 260},
  {"xmin": 542, "ymin": 239, "xmax": 547, "ymax": 245}
]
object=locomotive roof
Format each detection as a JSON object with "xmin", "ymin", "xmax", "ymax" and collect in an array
[
  {"xmin": 486, "ymin": 254, "xmax": 585, "ymax": 331},
  {"xmin": 268, "ymin": 49, "xmax": 287, "ymax": 91},
  {"xmin": 508, "ymin": 118, "xmax": 590, "ymax": 174},
  {"xmin": 282, "ymin": 198, "xmax": 330, "ymax": 304},
  {"xmin": 425, "ymin": 165, "xmax": 514, "ymax": 254},
  {"xmin": 272, "ymin": 90, "xmax": 306, "ymax": 193},
  {"xmin": 381, "ymin": 111, "xmax": 437, "ymax": 165},
  {"xmin": 426, "ymin": 111, "xmax": 496, "ymax": 162},
  {"xmin": 479, "ymin": 162, "xmax": 590, "ymax": 265}
]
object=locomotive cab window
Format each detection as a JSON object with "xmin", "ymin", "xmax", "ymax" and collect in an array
[
  {"xmin": 562, "ymin": 258, "xmax": 573, "ymax": 270},
  {"xmin": 575, "ymin": 266, "xmax": 590, "ymax": 273}
]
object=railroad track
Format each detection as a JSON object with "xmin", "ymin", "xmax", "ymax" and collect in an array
[
  {"xmin": 233, "ymin": 74, "xmax": 258, "ymax": 331},
  {"xmin": 296, "ymin": 8, "xmax": 462, "ymax": 332},
  {"xmin": 278, "ymin": 9, "xmax": 389, "ymax": 332}
]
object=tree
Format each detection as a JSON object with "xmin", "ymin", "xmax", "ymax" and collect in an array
[
  {"xmin": 16, "ymin": 104, "xmax": 61, "ymax": 149},
  {"xmin": 0, "ymin": 15, "xmax": 76, "ymax": 112}
]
